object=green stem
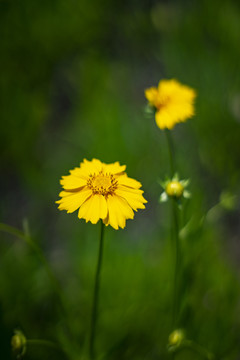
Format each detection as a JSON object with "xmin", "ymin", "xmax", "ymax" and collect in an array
[
  {"xmin": 0, "ymin": 222, "xmax": 26, "ymax": 241},
  {"xmin": 165, "ymin": 129, "xmax": 175, "ymax": 177},
  {"xmin": 171, "ymin": 199, "xmax": 180, "ymax": 329},
  {"xmin": 182, "ymin": 340, "xmax": 215, "ymax": 360},
  {"xmin": 164, "ymin": 130, "xmax": 181, "ymax": 329},
  {"xmin": 26, "ymin": 339, "xmax": 62, "ymax": 351},
  {"xmin": 89, "ymin": 221, "xmax": 105, "ymax": 360},
  {"xmin": 0, "ymin": 222, "xmax": 67, "ymax": 316}
]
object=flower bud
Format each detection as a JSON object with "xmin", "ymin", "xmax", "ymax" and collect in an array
[
  {"xmin": 11, "ymin": 330, "xmax": 26, "ymax": 358},
  {"xmin": 166, "ymin": 181, "xmax": 184, "ymax": 198},
  {"xmin": 168, "ymin": 329, "xmax": 185, "ymax": 347}
]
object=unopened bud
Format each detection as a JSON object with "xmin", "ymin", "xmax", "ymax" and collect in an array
[
  {"xmin": 11, "ymin": 330, "xmax": 26, "ymax": 358},
  {"xmin": 166, "ymin": 181, "xmax": 184, "ymax": 198},
  {"xmin": 168, "ymin": 329, "xmax": 185, "ymax": 347}
]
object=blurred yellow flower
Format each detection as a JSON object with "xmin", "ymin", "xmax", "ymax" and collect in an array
[
  {"xmin": 145, "ymin": 79, "xmax": 196, "ymax": 130},
  {"xmin": 56, "ymin": 159, "xmax": 147, "ymax": 230}
]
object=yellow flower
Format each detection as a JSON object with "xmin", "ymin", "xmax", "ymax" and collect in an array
[
  {"xmin": 145, "ymin": 79, "xmax": 196, "ymax": 130},
  {"xmin": 56, "ymin": 159, "xmax": 147, "ymax": 230}
]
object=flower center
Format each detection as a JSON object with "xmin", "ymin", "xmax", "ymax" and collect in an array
[
  {"xmin": 157, "ymin": 95, "xmax": 170, "ymax": 109},
  {"xmin": 87, "ymin": 171, "xmax": 118, "ymax": 196},
  {"xmin": 92, "ymin": 175, "xmax": 111, "ymax": 189}
]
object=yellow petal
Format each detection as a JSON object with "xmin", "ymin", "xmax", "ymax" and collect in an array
[
  {"xmin": 103, "ymin": 161, "xmax": 126, "ymax": 175},
  {"xmin": 145, "ymin": 87, "xmax": 159, "ymax": 107},
  {"xmin": 168, "ymin": 101, "xmax": 195, "ymax": 121},
  {"xmin": 117, "ymin": 185, "xmax": 144, "ymax": 196},
  {"xmin": 56, "ymin": 188, "xmax": 92, "ymax": 213},
  {"xmin": 58, "ymin": 190, "xmax": 79, "ymax": 197},
  {"xmin": 93, "ymin": 195, "xmax": 108, "ymax": 220},
  {"xmin": 117, "ymin": 174, "xmax": 142, "ymax": 189},
  {"xmin": 69, "ymin": 167, "xmax": 88, "ymax": 179},
  {"xmin": 104, "ymin": 195, "xmax": 134, "ymax": 230},
  {"xmin": 78, "ymin": 194, "xmax": 107, "ymax": 224},
  {"xmin": 60, "ymin": 175, "xmax": 87, "ymax": 190},
  {"xmin": 158, "ymin": 79, "xmax": 178, "ymax": 93},
  {"xmin": 80, "ymin": 158, "xmax": 103, "ymax": 175},
  {"xmin": 115, "ymin": 188, "xmax": 147, "ymax": 211},
  {"xmin": 155, "ymin": 109, "xmax": 176, "ymax": 130}
]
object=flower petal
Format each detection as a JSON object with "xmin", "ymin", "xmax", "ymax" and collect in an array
[
  {"xmin": 60, "ymin": 175, "xmax": 87, "ymax": 190},
  {"xmin": 117, "ymin": 174, "xmax": 142, "ymax": 189},
  {"xmin": 115, "ymin": 188, "xmax": 147, "ymax": 211},
  {"xmin": 144, "ymin": 87, "xmax": 159, "ymax": 107},
  {"xmin": 78, "ymin": 194, "xmax": 107, "ymax": 224},
  {"xmin": 56, "ymin": 188, "xmax": 92, "ymax": 213},
  {"xmin": 103, "ymin": 195, "xmax": 134, "ymax": 230},
  {"xmin": 117, "ymin": 185, "xmax": 144, "ymax": 195},
  {"xmin": 69, "ymin": 167, "xmax": 88, "ymax": 179},
  {"xmin": 80, "ymin": 158, "xmax": 103, "ymax": 175},
  {"xmin": 155, "ymin": 109, "xmax": 176, "ymax": 130},
  {"xmin": 103, "ymin": 162, "xmax": 126, "ymax": 175}
]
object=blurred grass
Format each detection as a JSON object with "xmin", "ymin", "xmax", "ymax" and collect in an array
[{"xmin": 1, "ymin": 0, "xmax": 240, "ymax": 359}]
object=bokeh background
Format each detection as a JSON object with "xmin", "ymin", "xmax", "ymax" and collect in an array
[{"xmin": 1, "ymin": 0, "xmax": 240, "ymax": 359}]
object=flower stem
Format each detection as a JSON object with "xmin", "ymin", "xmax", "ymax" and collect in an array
[
  {"xmin": 182, "ymin": 340, "xmax": 215, "ymax": 360},
  {"xmin": 26, "ymin": 339, "xmax": 62, "ymax": 351},
  {"xmin": 164, "ymin": 131, "xmax": 181, "ymax": 329},
  {"xmin": 165, "ymin": 129, "xmax": 175, "ymax": 177},
  {"xmin": 89, "ymin": 221, "xmax": 105, "ymax": 360},
  {"xmin": 0, "ymin": 221, "xmax": 67, "ymax": 314},
  {"xmin": 171, "ymin": 199, "xmax": 180, "ymax": 329}
]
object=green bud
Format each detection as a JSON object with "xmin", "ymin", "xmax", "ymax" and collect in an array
[
  {"xmin": 168, "ymin": 329, "xmax": 185, "ymax": 347},
  {"xmin": 166, "ymin": 181, "xmax": 184, "ymax": 198},
  {"xmin": 11, "ymin": 330, "xmax": 26, "ymax": 358}
]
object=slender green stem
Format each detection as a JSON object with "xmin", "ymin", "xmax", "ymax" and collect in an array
[
  {"xmin": 0, "ymin": 222, "xmax": 26, "ymax": 241},
  {"xmin": 164, "ymin": 131, "xmax": 181, "ymax": 329},
  {"xmin": 182, "ymin": 340, "xmax": 215, "ymax": 360},
  {"xmin": 165, "ymin": 129, "xmax": 175, "ymax": 177},
  {"xmin": 26, "ymin": 339, "xmax": 62, "ymax": 351},
  {"xmin": 171, "ymin": 199, "xmax": 180, "ymax": 329},
  {"xmin": 26, "ymin": 339, "xmax": 68, "ymax": 359},
  {"xmin": 2, "ymin": 222, "xmax": 80, "ymax": 349},
  {"xmin": 89, "ymin": 221, "xmax": 105, "ymax": 360},
  {"xmin": 0, "ymin": 222, "xmax": 67, "ymax": 315}
]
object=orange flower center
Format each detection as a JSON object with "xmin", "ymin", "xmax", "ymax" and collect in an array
[
  {"xmin": 156, "ymin": 94, "xmax": 170, "ymax": 110},
  {"xmin": 87, "ymin": 171, "xmax": 118, "ymax": 196}
]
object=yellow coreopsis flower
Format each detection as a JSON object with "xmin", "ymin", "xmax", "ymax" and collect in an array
[
  {"xmin": 145, "ymin": 79, "xmax": 196, "ymax": 130},
  {"xmin": 56, "ymin": 159, "xmax": 147, "ymax": 230}
]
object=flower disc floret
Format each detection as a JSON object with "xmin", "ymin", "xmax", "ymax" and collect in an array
[
  {"xmin": 56, "ymin": 159, "xmax": 147, "ymax": 230},
  {"xmin": 87, "ymin": 172, "xmax": 118, "ymax": 196},
  {"xmin": 145, "ymin": 79, "xmax": 196, "ymax": 130}
]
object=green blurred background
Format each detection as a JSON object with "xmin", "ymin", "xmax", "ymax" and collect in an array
[{"xmin": 1, "ymin": 0, "xmax": 240, "ymax": 359}]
